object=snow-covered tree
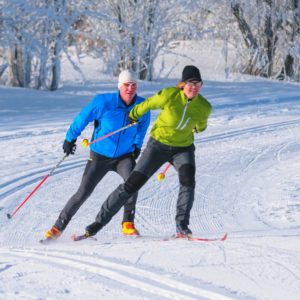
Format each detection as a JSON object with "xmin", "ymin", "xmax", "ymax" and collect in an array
[
  {"xmin": 0, "ymin": 0, "xmax": 299, "ymax": 89},
  {"xmin": 229, "ymin": 0, "xmax": 300, "ymax": 80},
  {"xmin": 0, "ymin": 0, "xmax": 78, "ymax": 90},
  {"xmin": 81, "ymin": 0, "xmax": 195, "ymax": 80}
]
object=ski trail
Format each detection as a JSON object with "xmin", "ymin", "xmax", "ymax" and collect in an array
[
  {"xmin": 195, "ymin": 115, "xmax": 300, "ymax": 233},
  {"xmin": 0, "ymin": 126, "xmax": 66, "ymax": 142},
  {"xmin": 196, "ymin": 118, "xmax": 300, "ymax": 143},
  {"xmin": 0, "ymin": 159, "xmax": 86, "ymax": 203},
  {"xmin": 0, "ymin": 247, "xmax": 236, "ymax": 300}
]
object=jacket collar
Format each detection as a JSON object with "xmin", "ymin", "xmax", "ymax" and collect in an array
[{"xmin": 180, "ymin": 90, "xmax": 199, "ymax": 104}]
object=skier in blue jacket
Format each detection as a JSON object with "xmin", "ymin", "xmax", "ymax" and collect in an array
[{"xmin": 44, "ymin": 70, "xmax": 150, "ymax": 240}]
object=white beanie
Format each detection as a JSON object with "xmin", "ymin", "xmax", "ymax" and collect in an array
[{"xmin": 118, "ymin": 70, "xmax": 137, "ymax": 89}]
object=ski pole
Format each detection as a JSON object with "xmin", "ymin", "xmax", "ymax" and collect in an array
[
  {"xmin": 81, "ymin": 122, "xmax": 137, "ymax": 148},
  {"xmin": 7, "ymin": 154, "xmax": 68, "ymax": 219},
  {"xmin": 157, "ymin": 163, "xmax": 172, "ymax": 181}
]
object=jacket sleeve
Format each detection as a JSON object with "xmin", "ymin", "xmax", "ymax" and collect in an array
[
  {"xmin": 195, "ymin": 119, "xmax": 208, "ymax": 133},
  {"xmin": 134, "ymin": 111, "xmax": 150, "ymax": 148},
  {"xmin": 195, "ymin": 100, "xmax": 212, "ymax": 133},
  {"xmin": 129, "ymin": 89, "xmax": 168, "ymax": 121},
  {"xmin": 65, "ymin": 96, "xmax": 102, "ymax": 142}
]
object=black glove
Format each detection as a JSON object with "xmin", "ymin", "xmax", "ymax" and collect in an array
[
  {"xmin": 129, "ymin": 118, "xmax": 138, "ymax": 125},
  {"xmin": 132, "ymin": 145, "xmax": 141, "ymax": 160},
  {"xmin": 63, "ymin": 139, "xmax": 77, "ymax": 155},
  {"xmin": 128, "ymin": 114, "xmax": 138, "ymax": 125}
]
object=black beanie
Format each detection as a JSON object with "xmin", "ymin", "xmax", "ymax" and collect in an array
[{"xmin": 181, "ymin": 65, "xmax": 202, "ymax": 82}]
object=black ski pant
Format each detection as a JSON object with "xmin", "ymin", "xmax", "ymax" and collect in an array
[
  {"xmin": 54, "ymin": 150, "xmax": 137, "ymax": 231},
  {"xmin": 93, "ymin": 137, "xmax": 196, "ymax": 229}
]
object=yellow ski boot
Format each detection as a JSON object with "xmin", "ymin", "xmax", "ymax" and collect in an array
[{"xmin": 122, "ymin": 222, "xmax": 140, "ymax": 236}]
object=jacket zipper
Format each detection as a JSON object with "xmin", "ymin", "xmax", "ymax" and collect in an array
[{"xmin": 176, "ymin": 101, "xmax": 190, "ymax": 130}]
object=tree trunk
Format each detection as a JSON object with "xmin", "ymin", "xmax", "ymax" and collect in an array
[
  {"xmin": 115, "ymin": 4, "xmax": 126, "ymax": 75},
  {"xmin": 279, "ymin": 0, "xmax": 300, "ymax": 80},
  {"xmin": 10, "ymin": 46, "xmax": 21, "ymax": 87},
  {"xmin": 284, "ymin": 54, "xmax": 294, "ymax": 78},
  {"xmin": 231, "ymin": 3, "xmax": 258, "ymax": 49},
  {"xmin": 10, "ymin": 45, "xmax": 31, "ymax": 87},
  {"xmin": 231, "ymin": 3, "xmax": 263, "ymax": 75},
  {"xmin": 23, "ymin": 51, "xmax": 31, "ymax": 87},
  {"xmin": 139, "ymin": 0, "xmax": 156, "ymax": 80},
  {"xmin": 50, "ymin": 39, "xmax": 61, "ymax": 91},
  {"xmin": 0, "ymin": 63, "xmax": 8, "ymax": 77},
  {"xmin": 263, "ymin": 0, "xmax": 275, "ymax": 77},
  {"xmin": 50, "ymin": 0, "xmax": 65, "ymax": 90}
]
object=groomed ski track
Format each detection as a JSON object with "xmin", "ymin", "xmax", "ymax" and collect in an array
[{"xmin": 0, "ymin": 80, "xmax": 300, "ymax": 299}]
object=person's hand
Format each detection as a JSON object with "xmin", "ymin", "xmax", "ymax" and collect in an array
[
  {"xmin": 63, "ymin": 139, "xmax": 77, "ymax": 155},
  {"xmin": 132, "ymin": 145, "xmax": 141, "ymax": 160},
  {"xmin": 192, "ymin": 127, "xmax": 198, "ymax": 133},
  {"xmin": 128, "ymin": 112, "xmax": 138, "ymax": 125},
  {"xmin": 129, "ymin": 117, "xmax": 138, "ymax": 125}
]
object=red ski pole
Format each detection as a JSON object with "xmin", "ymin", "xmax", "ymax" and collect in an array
[
  {"xmin": 81, "ymin": 122, "xmax": 137, "ymax": 148},
  {"xmin": 157, "ymin": 163, "xmax": 172, "ymax": 181},
  {"xmin": 7, "ymin": 154, "xmax": 68, "ymax": 219}
]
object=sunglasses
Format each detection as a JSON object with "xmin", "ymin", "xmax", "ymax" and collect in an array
[
  {"xmin": 123, "ymin": 82, "xmax": 137, "ymax": 88},
  {"xmin": 186, "ymin": 81, "xmax": 202, "ymax": 87}
]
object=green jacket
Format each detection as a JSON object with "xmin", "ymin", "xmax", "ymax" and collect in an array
[{"xmin": 129, "ymin": 87, "xmax": 212, "ymax": 147}]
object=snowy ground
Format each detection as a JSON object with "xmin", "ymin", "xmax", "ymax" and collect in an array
[{"xmin": 1, "ymin": 51, "xmax": 300, "ymax": 299}]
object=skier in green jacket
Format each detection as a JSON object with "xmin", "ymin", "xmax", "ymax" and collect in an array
[{"xmin": 82, "ymin": 65, "xmax": 212, "ymax": 238}]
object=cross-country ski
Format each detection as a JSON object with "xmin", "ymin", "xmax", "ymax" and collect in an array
[
  {"xmin": 174, "ymin": 232, "xmax": 228, "ymax": 242},
  {"xmin": 70, "ymin": 232, "xmax": 228, "ymax": 243}
]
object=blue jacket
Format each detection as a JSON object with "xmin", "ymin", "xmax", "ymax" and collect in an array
[{"xmin": 66, "ymin": 92, "xmax": 150, "ymax": 158}]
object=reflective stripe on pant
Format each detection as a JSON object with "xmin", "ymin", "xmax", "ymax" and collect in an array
[
  {"xmin": 95, "ymin": 137, "xmax": 196, "ymax": 227},
  {"xmin": 54, "ymin": 151, "xmax": 137, "ymax": 231}
]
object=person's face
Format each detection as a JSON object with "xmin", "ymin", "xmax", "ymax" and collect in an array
[
  {"xmin": 119, "ymin": 82, "xmax": 137, "ymax": 104},
  {"xmin": 183, "ymin": 81, "xmax": 202, "ymax": 99}
]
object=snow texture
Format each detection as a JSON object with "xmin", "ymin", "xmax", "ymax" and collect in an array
[{"xmin": 0, "ymin": 49, "xmax": 300, "ymax": 300}]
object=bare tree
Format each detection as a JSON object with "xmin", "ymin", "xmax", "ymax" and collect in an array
[
  {"xmin": 1, "ymin": 0, "xmax": 300, "ymax": 89},
  {"xmin": 1, "ymin": 0, "xmax": 78, "ymax": 90},
  {"xmin": 280, "ymin": 0, "xmax": 300, "ymax": 80},
  {"xmin": 230, "ymin": 0, "xmax": 300, "ymax": 80}
]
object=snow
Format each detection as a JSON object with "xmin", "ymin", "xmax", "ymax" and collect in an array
[{"xmin": 0, "ymin": 48, "xmax": 300, "ymax": 300}]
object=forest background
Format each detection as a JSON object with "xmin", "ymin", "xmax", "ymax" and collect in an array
[{"xmin": 0, "ymin": 0, "xmax": 299, "ymax": 90}]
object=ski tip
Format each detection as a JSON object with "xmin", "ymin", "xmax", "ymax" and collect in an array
[
  {"xmin": 71, "ymin": 233, "xmax": 97, "ymax": 242},
  {"xmin": 221, "ymin": 232, "xmax": 228, "ymax": 241},
  {"xmin": 70, "ymin": 234, "xmax": 77, "ymax": 241},
  {"xmin": 70, "ymin": 233, "xmax": 86, "ymax": 241}
]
